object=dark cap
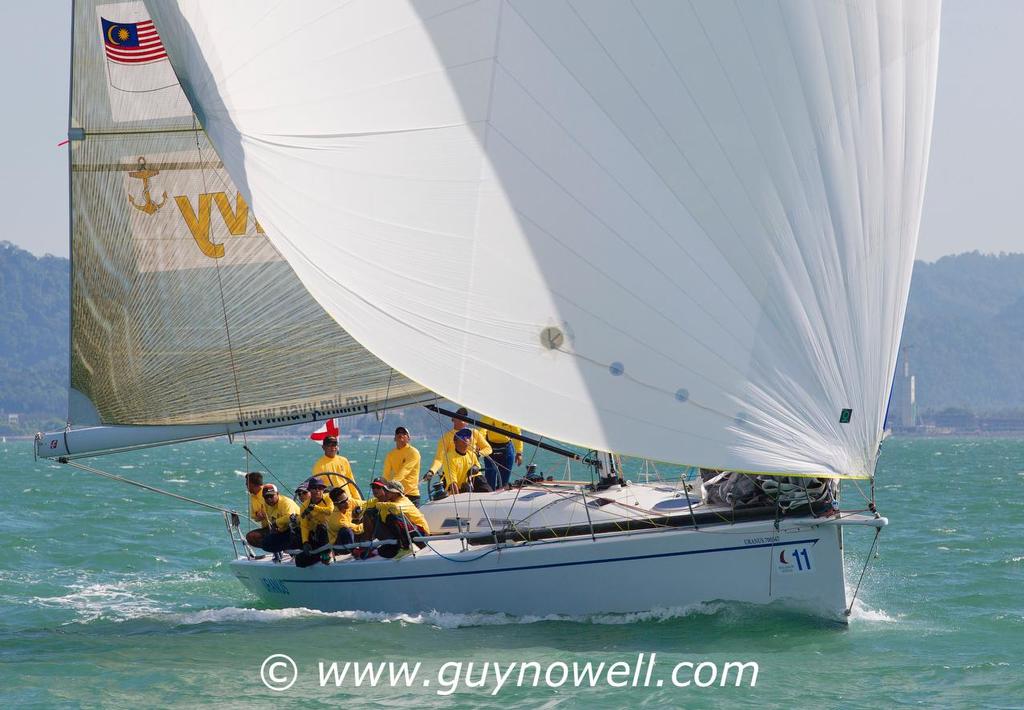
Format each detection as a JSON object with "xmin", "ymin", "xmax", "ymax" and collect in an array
[
  {"xmin": 383, "ymin": 479, "xmax": 405, "ymax": 495},
  {"xmin": 322, "ymin": 435, "xmax": 339, "ymax": 445},
  {"xmin": 455, "ymin": 407, "xmax": 469, "ymax": 417},
  {"xmin": 370, "ymin": 477, "xmax": 387, "ymax": 489},
  {"xmin": 260, "ymin": 483, "xmax": 278, "ymax": 497},
  {"xmin": 394, "ymin": 426, "xmax": 409, "ymax": 436},
  {"xmin": 308, "ymin": 476, "xmax": 328, "ymax": 489},
  {"xmin": 454, "ymin": 427, "xmax": 473, "ymax": 442}
]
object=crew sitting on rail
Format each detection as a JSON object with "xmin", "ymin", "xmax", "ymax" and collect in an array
[
  {"xmin": 255, "ymin": 484, "xmax": 301, "ymax": 554},
  {"xmin": 293, "ymin": 482, "xmax": 311, "ymax": 507},
  {"xmin": 373, "ymin": 479, "xmax": 430, "ymax": 560},
  {"xmin": 327, "ymin": 487, "xmax": 363, "ymax": 556},
  {"xmin": 295, "ymin": 477, "xmax": 334, "ymax": 567},
  {"xmin": 382, "ymin": 426, "xmax": 422, "ymax": 506},
  {"xmin": 311, "ymin": 435, "xmax": 363, "ymax": 505},
  {"xmin": 426, "ymin": 428, "xmax": 491, "ymax": 495},
  {"xmin": 355, "ymin": 478, "xmax": 389, "ymax": 544},
  {"xmin": 244, "ymin": 471, "xmax": 268, "ymax": 547},
  {"xmin": 428, "ymin": 407, "xmax": 492, "ymax": 477}
]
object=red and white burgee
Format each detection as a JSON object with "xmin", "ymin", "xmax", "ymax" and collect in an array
[{"xmin": 309, "ymin": 418, "xmax": 340, "ymax": 442}]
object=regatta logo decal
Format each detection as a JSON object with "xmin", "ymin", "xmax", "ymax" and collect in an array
[{"xmin": 775, "ymin": 546, "xmax": 814, "ymax": 574}]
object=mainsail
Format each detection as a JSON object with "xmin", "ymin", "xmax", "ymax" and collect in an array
[
  {"xmin": 54, "ymin": 0, "xmax": 428, "ymax": 456},
  {"xmin": 148, "ymin": 0, "xmax": 941, "ymax": 478}
]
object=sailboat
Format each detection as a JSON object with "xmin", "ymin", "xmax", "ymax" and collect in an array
[{"xmin": 39, "ymin": 0, "xmax": 940, "ymax": 620}]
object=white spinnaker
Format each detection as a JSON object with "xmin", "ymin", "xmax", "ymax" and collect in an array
[{"xmin": 149, "ymin": 0, "xmax": 940, "ymax": 478}]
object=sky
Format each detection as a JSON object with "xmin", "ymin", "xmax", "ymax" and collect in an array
[{"xmin": 0, "ymin": 1, "xmax": 1021, "ymax": 262}]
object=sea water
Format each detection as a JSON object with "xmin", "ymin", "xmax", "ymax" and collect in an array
[{"xmin": 1, "ymin": 437, "xmax": 1021, "ymax": 708}]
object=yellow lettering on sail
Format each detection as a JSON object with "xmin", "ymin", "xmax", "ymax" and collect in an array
[
  {"xmin": 214, "ymin": 192, "xmax": 249, "ymax": 235},
  {"xmin": 175, "ymin": 193, "xmax": 223, "ymax": 259}
]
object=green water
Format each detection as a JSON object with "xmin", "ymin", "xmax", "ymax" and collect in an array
[{"xmin": 1, "ymin": 437, "xmax": 1021, "ymax": 708}]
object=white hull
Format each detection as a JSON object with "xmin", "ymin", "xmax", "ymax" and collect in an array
[{"xmin": 231, "ymin": 515, "xmax": 855, "ymax": 621}]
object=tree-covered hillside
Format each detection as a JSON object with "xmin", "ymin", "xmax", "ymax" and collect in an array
[
  {"xmin": 0, "ymin": 242, "xmax": 68, "ymax": 431},
  {"xmin": 1, "ymin": 244, "xmax": 1022, "ymax": 433},
  {"xmin": 899, "ymin": 252, "xmax": 1024, "ymax": 412}
]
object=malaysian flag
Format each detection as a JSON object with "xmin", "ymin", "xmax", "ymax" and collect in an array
[{"xmin": 101, "ymin": 17, "xmax": 168, "ymax": 64}]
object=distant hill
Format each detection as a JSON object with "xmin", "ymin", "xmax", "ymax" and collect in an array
[
  {"xmin": 1, "ymin": 243, "xmax": 1022, "ymax": 433},
  {"xmin": 899, "ymin": 252, "xmax": 1024, "ymax": 412},
  {"xmin": 0, "ymin": 242, "xmax": 69, "ymax": 432}
]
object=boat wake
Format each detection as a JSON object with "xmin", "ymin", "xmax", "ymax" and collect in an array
[
  {"xmin": 160, "ymin": 602, "xmax": 730, "ymax": 629},
  {"xmin": 846, "ymin": 596, "xmax": 898, "ymax": 623}
]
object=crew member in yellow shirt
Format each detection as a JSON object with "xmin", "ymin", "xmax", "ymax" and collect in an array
[
  {"xmin": 478, "ymin": 414, "xmax": 523, "ymax": 489},
  {"xmin": 257, "ymin": 484, "xmax": 301, "ymax": 554},
  {"xmin": 427, "ymin": 407, "xmax": 491, "ymax": 480},
  {"xmin": 296, "ymin": 477, "xmax": 334, "ymax": 567},
  {"xmin": 375, "ymin": 480, "xmax": 430, "ymax": 560},
  {"xmin": 311, "ymin": 435, "xmax": 363, "ymax": 504},
  {"xmin": 382, "ymin": 426, "xmax": 422, "ymax": 506},
  {"xmin": 327, "ymin": 487, "xmax": 363, "ymax": 556},
  {"xmin": 354, "ymin": 478, "xmax": 388, "ymax": 548},
  {"xmin": 428, "ymin": 428, "xmax": 488, "ymax": 495},
  {"xmin": 244, "ymin": 472, "xmax": 268, "ymax": 547}
]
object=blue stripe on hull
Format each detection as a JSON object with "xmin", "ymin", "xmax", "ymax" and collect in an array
[{"xmin": 237, "ymin": 537, "xmax": 821, "ymax": 585}]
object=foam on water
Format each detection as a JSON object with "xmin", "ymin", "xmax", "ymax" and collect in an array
[
  {"xmin": 847, "ymin": 597, "xmax": 898, "ymax": 623},
  {"xmin": 158, "ymin": 602, "xmax": 728, "ymax": 629},
  {"xmin": 29, "ymin": 572, "xmax": 216, "ymax": 624}
]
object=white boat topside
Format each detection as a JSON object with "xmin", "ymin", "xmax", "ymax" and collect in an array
[{"xmin": 415, "ymin": 480, "xmax": 707, "ymax": 535}]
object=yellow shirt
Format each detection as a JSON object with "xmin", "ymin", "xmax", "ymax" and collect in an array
[
  {"xmin": 327, "ymin": 505, "xmax": 364, "ymax": 541},
  {"xmin": 263, "ymin": 496, "xmax": 300, "ymax": 533},
  {"xmin": 383, "ymin": 445, "xmax": 421, "ymax": 497},
  {"xmin": 249, "ymin": 492, "xmax": 266, "ymax": 525},
  {"xmin": 478, "ymin": 415, "xmax": 523, "ymax": 454},
  {"xmin": 379, "ymin": 495, "xmax": 430, "ymax": 534},
  {"xmin": 441, "ymin": 449, "xmax": 481, "ymax": 491},
  {"xmin": 311, "ymin": 455, "xmax": 363, "ymax": 503},
  {"xmin": 430, "ymin": 429, "xmax": 491, "ymax": 472},
  {"xmin": 299, "ymin": 496, "xmax": 335, "ymax": 543}
]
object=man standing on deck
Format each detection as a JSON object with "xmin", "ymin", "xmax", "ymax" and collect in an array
[
  {"xmin": 382, "ymin": 426, "xmax": 422, "ymax": 506},
  {"xmin": 311, "ymin": 435, "xmax": 363, "ymax": 505},
  {"xmin": 426, "ymin": 407, "xmax": 491, "ymax": 483},
  {"xmin": 478, "ymin": 414, "xmax": 523, "ymax": 490}
]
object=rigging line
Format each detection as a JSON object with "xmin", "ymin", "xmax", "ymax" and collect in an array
[
  {"xmin": 845, "ymin": 527, "xmax": 881, "ymax": 618},
  {"xmin": 427, "ymin": 402, "xmax": 461, "ymax": 525},
  {"xmin": 240, "ymin": 444, "xmax": 292, "ymax": 495},
  {"xmin": 369, "ymin": 368, "xmax": 394, "ymax": 479},
  {"xmin": 191, "ymin": 117, "xmax": 251, "ymax": 465},
  {"xmin": 60, "ymin": 459, "xmax": 239, "ymax": 517}
]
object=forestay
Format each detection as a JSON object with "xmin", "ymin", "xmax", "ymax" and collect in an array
[
  {"xmin": 66, "ymin": 0, "xmax": 427, "ymax": 437},
  {"xmin": 149, "ymin": 0, "xmax": 941, "ymax": 478}
]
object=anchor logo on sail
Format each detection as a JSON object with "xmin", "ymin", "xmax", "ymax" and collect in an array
[{"xmin": 127, "ymin": 156, "xmax": 167, "ymax": 215}]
